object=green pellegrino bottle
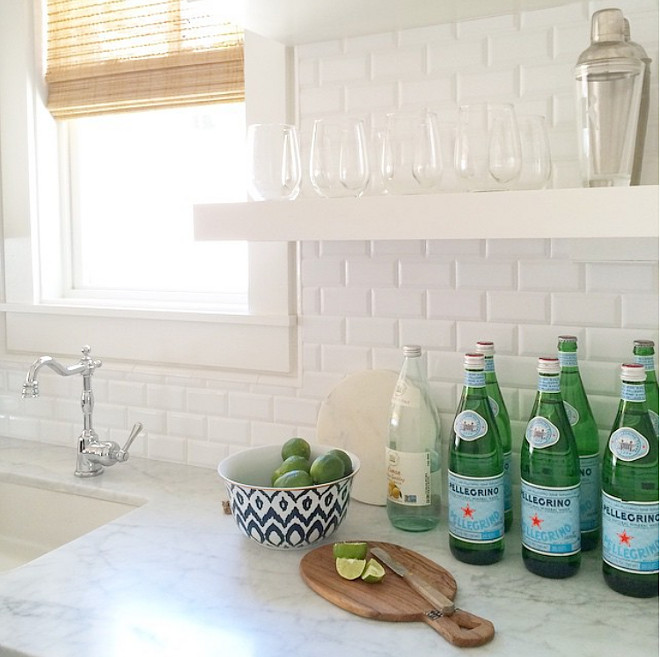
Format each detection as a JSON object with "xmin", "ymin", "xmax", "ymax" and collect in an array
[
  {"xmin": 602, "ymin": 363, "xmax": 659, "ymax": 598},
  {"xmin": 557, "ymin": 336, "xmax": 600, "ymax": 551},
  {"xmin": 633, "ymin": 339, "xmax": 659, "ymax": 437},
  {"xmin": 475, "ymin": 341, "xmax": 512, "ymax": 532},
  {"xmin": 521, "ymin": 357, "xmax": 581, "ymax": 578},
  {"xmin": 448, "ymin": 353, "xmax": 504, "ymax": 565},
  {"xmin": 386, "ymin": 345, "xmax": 442, "ymax": 531}
]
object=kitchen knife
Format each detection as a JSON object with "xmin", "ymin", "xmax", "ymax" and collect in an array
[{"xmin": 371, "ymin": 546, "xmax": 455, "ymax": 615}]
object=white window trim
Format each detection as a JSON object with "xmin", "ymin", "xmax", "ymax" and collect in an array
[{"xmin": 0, "ymin": 3, "xmax": 298, "ymax": 376}]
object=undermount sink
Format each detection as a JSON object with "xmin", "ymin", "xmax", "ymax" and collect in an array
[{"xmin": 0, "ymin": 479, "xmax": 142, "ymax": 572}]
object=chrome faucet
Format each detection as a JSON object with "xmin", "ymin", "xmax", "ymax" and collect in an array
[{"xmin": 22, "ymin": 345, "xmax": 142, "ymax": 477}]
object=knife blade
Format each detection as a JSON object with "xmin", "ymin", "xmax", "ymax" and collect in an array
[{"xmin": 371, "ymin": 546, "xmax": 456, "ymax": 616}]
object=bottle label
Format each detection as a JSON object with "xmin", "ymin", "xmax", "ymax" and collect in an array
[
  {"xmin": 602, "ymin": 493, "xmax": 659, "ymax": 574},
  {"xmin": 521, "ymin": 480, "xmax": 581, "ymax": 556},
  {"xmin": 621, "ymin": 382, "xmax": 646, "ymax": 402},
  {"xmin": 464, "ymin": 371, "xmax": 486, "ymax": 388},
  {"xmin": 635, "ymin": 354, "xmax": 656, "ymax": 372},
  {"xmin": 392, "ymin": 379, "xmax": 421, "ymax": 409},
  {"xmin": 609, "ymin": 428, "xmax": 650, "ymax": 462},
  {"xmin": 448, "ymin": 471, "xmax": 504, "ymax": 543},
  {"xmin": 538, "ymin": 375, "xmax": 560, "ymax": 393},
  {"xmin": 484, "ymin": 356, "xmax": 495, "ymax": 373},
  {"xmin": 525, "ymin": 416, "xmax": 560, "ymax": 449},
  {"xmin": 563, "ymin": 401, "xmax": 579, "ymax": 426},
  {"xmin": 579, "ymin": 453, "xmax": 601, "ymax": 533},
  {"xmin": 453, "ymin": 410, "xmax": 488, "ymax": 441},
  {"xmin": 386, "ymin": 448, "xmax": 431, "ymax": 506},
  {"xmin": 488, "ymin": 395, "xmax": 500, "ymax": 418},
  {"xmin": 558, "ymin": 352, "xmax": 578, "ymax": 368}
]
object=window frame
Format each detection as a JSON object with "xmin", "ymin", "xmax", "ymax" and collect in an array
[{"xmin": 0, "ymin": 2, "xmax": 297, "ymax": 376}]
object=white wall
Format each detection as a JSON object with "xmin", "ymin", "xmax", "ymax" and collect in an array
[{"xmin": 0, "ymin": 0, "xmax": 657, "ymax": 472}]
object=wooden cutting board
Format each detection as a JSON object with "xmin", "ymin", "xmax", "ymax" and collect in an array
[{"xmin": 300, "ymin": 541, "xmax": 495, "ymax": 648}]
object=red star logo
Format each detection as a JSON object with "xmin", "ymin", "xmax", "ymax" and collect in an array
[
  {"xmin": 462, "ymin": 504, "xmax": 475, "ymax": 519},
  {"xmin": 531, "ymin": 514, "xmax": 543, "ymax": 528},
  {"xmin": 618, "ymin": 530, "xmax": 633, "ymax": 546}
]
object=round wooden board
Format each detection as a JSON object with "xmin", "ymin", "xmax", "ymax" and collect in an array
[{"xmin": 299, "ymin": 540, "xmax": 458, "ymax": 621}]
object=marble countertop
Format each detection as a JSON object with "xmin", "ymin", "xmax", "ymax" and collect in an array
[{"xmin": 0, "ymin": 436, "xmax": 657, "ymax": 657}]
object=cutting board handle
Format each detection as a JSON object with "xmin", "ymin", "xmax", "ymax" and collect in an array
[{"xmin": 422, "ymin": 607, "xmax": 495, "ymax": 648}]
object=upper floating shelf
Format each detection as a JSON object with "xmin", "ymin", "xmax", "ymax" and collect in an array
[{"xmin": 193, "ymin": 186, "xmax": 659, "ymax": 242}]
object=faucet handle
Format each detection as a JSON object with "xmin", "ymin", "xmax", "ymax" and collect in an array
[{"xmin": 116, "ymin": 422, "xmax": 143, "ymax": 462}]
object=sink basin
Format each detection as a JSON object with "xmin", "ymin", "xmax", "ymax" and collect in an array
[{"xmin": 0, "ymin": 479, "xmax": 142, "ymax": 572}]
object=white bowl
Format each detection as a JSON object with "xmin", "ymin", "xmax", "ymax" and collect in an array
[{"xmin": 218, "ymin": 444, "xmax": 360, "ymax": 550}]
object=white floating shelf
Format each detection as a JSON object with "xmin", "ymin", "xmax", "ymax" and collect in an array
[{"xmin": 194, "ymin": 186, "xmax": 659, "ymax": 242}]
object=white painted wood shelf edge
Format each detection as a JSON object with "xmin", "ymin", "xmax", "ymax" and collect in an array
[{"xmin": 194, "ymin": 186, "xmax": 659, "ymax": 242}]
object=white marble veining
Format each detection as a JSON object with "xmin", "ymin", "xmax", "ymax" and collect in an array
[{"xmin": 0, "ymin": 436, "xmax": 657, "ymax": 657}]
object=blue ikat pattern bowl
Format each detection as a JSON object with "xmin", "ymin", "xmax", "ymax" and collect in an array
[{"xmin": 218, "ymin": 444, "xmax": 360, "ymax": 549}]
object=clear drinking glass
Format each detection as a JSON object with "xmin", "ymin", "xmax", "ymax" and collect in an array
[
  {"xmin": 381, "ymin": 111, "xmax": 443, "ymax": 194},
  {"xmin": 516, "ymin": 114, "xmax": 552, "ymax": 189},
  {"xmin": 455, "ymin": 103, "xmax": 521, "ymax": 191},
  {"xmin": 246, "ymin": 123, "xmax": 301, "ymax": 201},
  {"xmin": 309, "ymin": 118, "xmax": 370, "ymax": 198}
]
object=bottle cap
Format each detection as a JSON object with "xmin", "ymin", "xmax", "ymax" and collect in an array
[
  {"xmin": 634, "ymin": 339, "xmax": 655, "ymax": 348},
  {"xmin": 475, "ymin": 341, "xmax": 494, "ymax": 356},
  {"xmin": 537, "ymin": 357, "xmax": 560, "ymax": 374},
  {"xmin": 591, "ymin": 8, "xmax": 626, "ymax": 43},
  {"xmin": 621, "ymin": 363, "xmax": 646, "ymax": 382},
  {"xmin": 558, "ymin": 335, "xmax": 577, "ymax": 343},
  {"xmin": 403, "ymin": 344, "xmax": 421, "ymax": 357},
  {"xmin": 464, "ymin": 353, "xmax": 485, "ymax": 370}
]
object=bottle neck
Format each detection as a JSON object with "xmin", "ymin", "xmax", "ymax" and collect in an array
[
  {"xmin": 463, "ymin": 368, "xmax": 486, "ymax": 388},
  {"xmin": 634, "ymin": 354, "xmax": 658, "ymax": 381},
  {"xmin": 619, "ymin": 380, "xmax": 648, "ymax": 405},
  {"xmin": 537, "ymin": 373, "xmax": 561, "ymax": 394}
]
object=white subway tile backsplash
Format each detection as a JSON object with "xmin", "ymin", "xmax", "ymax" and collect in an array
[{"xmin": 4, "ymin": 1, "xmax": 656, "ymax": 470}]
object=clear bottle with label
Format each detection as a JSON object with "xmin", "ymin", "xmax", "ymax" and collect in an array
[
  {"xmin": 386, "ymin": 345, "xmax": 442, "ymax": 531},
  {"xmin": 448, "ymin": 353, "xmax": 504, "ymax": 565},
  {"xmin": 557, "ymin": 336, "xmax": 600, "ymax": 551},
  {"xmin": 602, "ymin": 363, "xmax": 659, "ymax": 598},
  {"xmin": 475, "ymin": 341, "xmax": 512, "ymax": 532},
  {"xmin": 633, "ymin": 339, "xmax": 659, "ymax": 437},
  {"xmin": 521, "ymin": 357, "xmax": 581, "ymax": 578}
]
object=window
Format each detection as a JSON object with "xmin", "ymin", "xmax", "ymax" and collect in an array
[{"xmin": 0, "ymin": 2, "xmax": 296, "ymax": 374}]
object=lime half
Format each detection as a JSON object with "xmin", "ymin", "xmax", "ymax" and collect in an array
[
  {"xmin": 360, "ymin": 558, "xmax": 386, "ymax": 583},
  {"xmin": 335, "ymin": 558, "xmax": 367, "ymax": 580},
  {"xmin": 333, "ymin": 541, "xmax": 368, "ymax": 560}
]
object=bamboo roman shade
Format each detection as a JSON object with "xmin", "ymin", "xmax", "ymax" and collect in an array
[{"xmin": 46, "ymin": 0, "xmax": 244, "ymax": 118}]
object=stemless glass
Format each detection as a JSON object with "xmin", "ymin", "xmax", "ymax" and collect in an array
[
  {"xmin": 454, "ymin": 103, "xmax": 522, "ymax": 191},
  {"xmin": 516, "ymin": 114, "xmax": 552, "ymax": 190},
  {"xmin": 381, "ymin": 111, "xmax": 443, "ymax": 194},
  {"xmin": 246, "ymin": 123, "xmax": 301, "ymax": 201},
  {"xmin": 309, "ymin": 117, "xmax": 370, "ymax": 198}
]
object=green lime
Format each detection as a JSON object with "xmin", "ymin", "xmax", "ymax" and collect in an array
[
  {"xmin": 271, "ymin": 455, "xmax": 311, "ymax": 484},
  {"xmin": 272, "ymin": 470, "xmax": 314, "ymax": 488},
  {"xmin": 327, "ymin": 449, "xmax": 353, "ymax": 477},
  {"xmin": 281, "ymin": 437, "xmax": 311, "ymax": 461},
  {"xmin": 333, "ymin": 541, "xmax": 368, "ymax": 560},
  {"xmin": 360, "ymin": 558, "xmax": 386, "ymax": 583},
  {"xmin": 335, "ymin": 558, "xmax": 367, "ymax": 580},
  {"xmin": 310, "ymin": 453, "xmax": 345, "ymax": 484}
]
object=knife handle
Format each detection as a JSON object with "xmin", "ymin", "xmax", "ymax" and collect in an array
[
  {"xmin": 402, "ymin": 571, "xmax": 455, "ymax": 615},
  {"xmin": 423, "ymin": 607, "xmax": 495, "ymax": 648}
]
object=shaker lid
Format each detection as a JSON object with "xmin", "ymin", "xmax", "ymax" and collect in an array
[{"xmin": 591, "ymin": 8, "xmax": 626, "ymax": 42}]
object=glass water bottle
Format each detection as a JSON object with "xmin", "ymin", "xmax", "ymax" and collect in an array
[
  {"xmin": 558, "ymin": 336, "xmax": 600, "ymax": 551},
  {"xmin": 521, "ymin": 357, "xmax": 581, "ymax": 578},
  {"xmin": 448, "ymin": 353, "xmax": 504, "ymax": 565},
  {"xmin": 602, "ymin": 363, "xmax": 659, "ymax": 598},
  {"xmin": 475, "ymin": 341, "xmax": 513, "ymax": 532},
  {"xmin": 386, "ymin": 345, "xmax": 442, "ymax": 531},
  {"xmin": 633, "ymin": 339, "xmax": 659, "ymax": 437}
]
